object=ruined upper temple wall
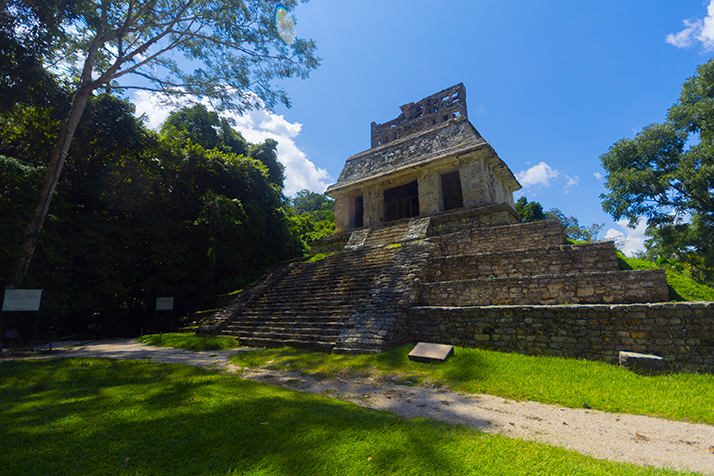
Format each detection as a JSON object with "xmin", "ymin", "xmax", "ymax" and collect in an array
[{"xmin": 370, "ymin": 83, "xmax": 468, "ymax": 148}]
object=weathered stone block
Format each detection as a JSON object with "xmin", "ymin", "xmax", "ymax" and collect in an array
[
  {"xmin": 619, "ymin": 351, "xmax": 666, "ymax": 375},
  {"xmin": 408, "ymin": 342, "xmax": 455, "ymax": 363}
]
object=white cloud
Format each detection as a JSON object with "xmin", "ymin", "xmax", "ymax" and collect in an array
[
  {"xmin": 604, "ymin": 219, "xmax": 648, "ymax": 257},
  {"xmin": 516, "ymin": 161, "xmax": 559, "ymax": 189},
  {"xmin": 564, "ymin": 174, "xmax": 579, "ymax": 193},
  {"xmin": 666, "ymin": 1, "xmax": 714, "ymax": 51},
  {"xmin": 132, "ymin": 90, "xmax": 176, "ymax": 129},
  {"xmin": 223, "ymin": 107, "xmax": 332, "ymax": 196},
  {"xmin": 130, "ymin": 91, "xmax": 332, "ymax": 196},
  {"xmin": 593, "ymin": 171, "xmax": 603, "ymax": 180}
]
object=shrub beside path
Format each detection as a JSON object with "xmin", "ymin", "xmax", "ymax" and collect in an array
[{"xmin": 16, "ymin": 338, "xmax": 714, "ymax": 475}]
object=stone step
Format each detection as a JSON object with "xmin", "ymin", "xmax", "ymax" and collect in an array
[
  {"xmin": 225, "ymin": 327, "xmax": 341, "ymax": 340},
  {"xmin": 237, "ymin": 301, "xmax": 357, "ymax": 311},
  {"xmin": 225, "ymin": 321, "xmax": 346, "ymax": 330},
  {"xmin": 232, "ymin": 336, "xmax": 336, "ymax": 350},
  {"xmin": 417, "ymin": 269, "xmax": 669, "ymax": 306},
  {"xmin": 422, "ymin": 241, "xmax": 620, "ymax": 281},
  {"xmin": 332, "ymin": 346, "xmax": 381, "ymax": 354},
  {"xmin": 432, "ymin": 220, "xmax": 567, "ymax": 257},
  {"xmin": 226, "ymin": 328, "xmax": 343, "ymax": 340}
]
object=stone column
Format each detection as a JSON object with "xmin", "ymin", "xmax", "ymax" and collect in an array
[
  {"xmin": 363, "ymin": 188, "xmax": 384, "ymax": 226},
  {"xmin": 417, "ymin": 171, "xmax": 443, "ymax": 216},
  {"xmin": 334, "ymin": 196, "xmax": 351, "ymax": 233},
  {"xmin": 460, "ymin": 158, "xmax": 489, "ymax": 208}
]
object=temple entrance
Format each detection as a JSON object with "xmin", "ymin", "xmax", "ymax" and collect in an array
[
  {"xmin": 441, "ymin": 171, "xmax": 463, "ymax": 211},
  {"xmin": 384, "ymin": 181, "xmax": 419, "ymax": 222},
  {"xmin": 354, "ymin": 196, "xmax": 364, "ymax": 228}
]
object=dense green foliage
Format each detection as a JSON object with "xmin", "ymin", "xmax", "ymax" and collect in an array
[
  {"xmin": 0, "ymin": 96, "xmax": 306, "ymax": 337},
  {"xmin": 0, "ymin": 0, "xmax": 79, "ymax": 107},
  {"xmin": 515, "ymin": 196, "xmax": 603, "ymax": 241},
  {"xmin": 289, "ymin": 189, "xmax": 336, "ymax": 243},
  {"xmin": 1, "ymin": 0, "xmax": 319, "ymax": 288},
  {"xmin": 0, "ymin": 358, "xmax": 692, "ymax": 475},
  {"xmin": 600, "ymin": 59, "xmax": 714, "ymax": 285},
  {"xmin": 233, "ymin": 345, "xmax": 714, "ymax": 425}
]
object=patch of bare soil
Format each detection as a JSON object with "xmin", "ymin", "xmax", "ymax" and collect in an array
[{"xmin": 8, "ymin": 339, "xmax": 714, "ymax": 475}]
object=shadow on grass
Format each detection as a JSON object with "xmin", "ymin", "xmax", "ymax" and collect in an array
[
  {"xmin": 0, "ymin": 358, "xmax": 484, "ymax": 476},
  {"xmin": 2, "ymin": 358, "xmax": 699, "ymax": 475}
]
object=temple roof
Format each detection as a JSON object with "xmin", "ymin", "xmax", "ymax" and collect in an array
[
  {"xmin": 325, "ymin": 84, "xmax": 521, "ymax": 196},
  {"xmin": 326, "ymin": 117, "xmax": 520, "ymax": 195}
]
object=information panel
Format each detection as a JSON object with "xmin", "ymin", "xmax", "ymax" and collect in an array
[
  {"xmin": 2, "ymin": 289, "xmax": 43, "ymax": 311},
  {"xmin": 156, "ymin": 297, "xmax": 174, "ymax": 311}
]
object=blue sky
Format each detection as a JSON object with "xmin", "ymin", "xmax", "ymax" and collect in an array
[{"xmin": 134, "ymin": 0, "xmax": 714, "ymax": 255}]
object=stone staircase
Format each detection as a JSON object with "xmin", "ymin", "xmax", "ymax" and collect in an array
[
  {"xmin": 199, "ymin": 211, "xmax": 669, "ymax": 353},
  {"xmin": 200, "ymin": 241, "xmax": 432, "ymax": 352}
]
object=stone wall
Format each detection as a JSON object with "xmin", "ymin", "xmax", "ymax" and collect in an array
[
  {"xmin": 416, "ymin": 269, "xmax": 669, "ymax": 306},
  {"xmin": 423, "ymin": 242, "xmax": 620, "ymax": 281},
  {"xmin": 430, "ymin": 219, "xmax": 565, "ymax": 256},
  {"xmin": 370, "ymin": 83, "xmax": 468, "ymax": 148},
  {"xmin": 407, "ymin": 302, "xmax": 714, "ymax": 373}
]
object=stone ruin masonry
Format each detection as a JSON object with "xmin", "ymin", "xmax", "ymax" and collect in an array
[
  {"xmin": 407, "ymin": 303, "xmax": 714, "ymax": 373},
  {"xmin": 199, "ymin": 212, "xmax": 714, "ymax": 373},
  {"xmin": 370, "ymin": 83, "xmax": 468, "ymax": 148},
  {"xmin": 200, "ymin": 82, "xmax": 714, "ymax": 373}
]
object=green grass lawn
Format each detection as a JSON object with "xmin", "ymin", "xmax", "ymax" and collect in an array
[
  {"xmin": 138, "ymin": 332, "xmax": 241, "ymax": 351},
  {"xmin": 0, "ymin": 358, "xmax": 700, "ymax": 476},
  {"xmin": 231, "ymin": 345, "xmax": 714, "ymax": 425}
]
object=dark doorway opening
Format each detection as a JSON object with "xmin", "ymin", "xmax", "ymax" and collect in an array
[
  {"xmin": 384, "ymin": 181, "xmax": 419, "ymax": 222},
  {"xmin": 354, "ymin": 195, "xmax": 364, "ymax": 228},
  {"xmin": 441, "ymin": 171, "xmax": 463, "ymax": 211}
]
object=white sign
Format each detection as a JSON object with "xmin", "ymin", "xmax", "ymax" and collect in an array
[
  {"xmin": 156, "ymin": 297, "xmax": 174, "ymax": 311},
  {"xmin": 2, "ymin": 289, "xmax": 43, "ymax": 311}
]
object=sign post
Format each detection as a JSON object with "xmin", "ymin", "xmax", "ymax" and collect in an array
[
  {"xmin": 154, "ymin": 297, "xmax": 174, "ymax": 333},
  {"xmin": 1, "ymin": 289, "xmax": 43, "ymax": 349}
]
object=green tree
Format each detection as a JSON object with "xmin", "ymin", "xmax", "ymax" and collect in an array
[
  {"xmin": 515, "ymin": 196, "xmax": 602, "ymax": 242},
  {"xmin": 600, "ymin": 59, "xmax": 714, "ymax": 282},
  {"xmin": 2, "ymin": 93, "xmax": 306, "ymax": 335},
  {"xmin": 248, "ymin": 139, "xmax": 285, "ymax": 189},
  {"xmin": 7, "ymin": 0, "xmax": 319, "ymax": 288},
  {"xmin": 288, "ymin": 189, "xmax": 335, "ymax": 243},
  {"xmin": 515, "ymin": 196, "xmax": 545, "ymax": 223},
  {"xmin": 544, "ymin": 209, "xmax": 603, "ymax": 243},
  {"xmin": 0, "ymin": 156, "xmax": 44, "ymax": 277},
  {"xmin": 161, "ymin": 104, "xmax": 248, "ymax": 156},
  {"xmin": 0, "ymin": 0, "xmax": 81, "ymax": 107}
]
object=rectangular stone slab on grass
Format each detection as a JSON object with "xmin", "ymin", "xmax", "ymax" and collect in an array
[
  {"xmin": 408, "ymin": 343, "xmax": 454, "ymax": 363},
  {"xmin": 619, "ymin": 351, "xmax": 666, "ymax": 376}
]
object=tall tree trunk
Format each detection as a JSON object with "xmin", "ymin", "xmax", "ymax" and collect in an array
[{"xmin": 7, "ymin": 86, "xmax": 94, "ymax": 288}]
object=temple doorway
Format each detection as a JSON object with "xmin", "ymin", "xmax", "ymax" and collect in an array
[
  {"xmin": 441, "ymin": 171, "xmax": 463, "ymax": 211},
  {"xmin": 384, "ymin": 181, "xmax": 419, "ymax": 222}
]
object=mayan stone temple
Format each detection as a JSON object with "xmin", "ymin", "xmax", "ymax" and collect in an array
[
  {"xmin": 200, "ymin": 84, "xmax": 714, "ymax": 373},
  {"xmin": 325, "ymin": 83, "xmax": 520, "ymax": 234}
]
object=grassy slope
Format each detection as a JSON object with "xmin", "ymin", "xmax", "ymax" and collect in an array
[
  {"xmin": 617, "ymin": 253, "xmax": 714, "ymax": 301},
  {"xmin": 0, "ymin": 358, "xmax": 696, "ymax": 476}
]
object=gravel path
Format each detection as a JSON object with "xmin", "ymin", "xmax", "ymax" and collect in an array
[{"xmin": 9, "ymin": 338, "xmax": 714, "ymax": 475}]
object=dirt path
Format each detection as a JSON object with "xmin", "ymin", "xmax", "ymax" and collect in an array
[{"xmin": 8, "ymin": 338, "xmax": 714, "ymax": 475}]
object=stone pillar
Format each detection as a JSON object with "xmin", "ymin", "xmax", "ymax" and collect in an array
[
  {"xmin": 417, "ymin": 171, "xmax": 443, "ymax": 216},
  {"xmin": 334, "ymin": 196, "xmax": 351, "ymax": 233},
  {"xmin": 460, "ymin": 158, "xmax": 490, "ymax": 208},
  {"xmin": 363, "ymin": 188, "xmax": 384, "ymax": 226}
]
